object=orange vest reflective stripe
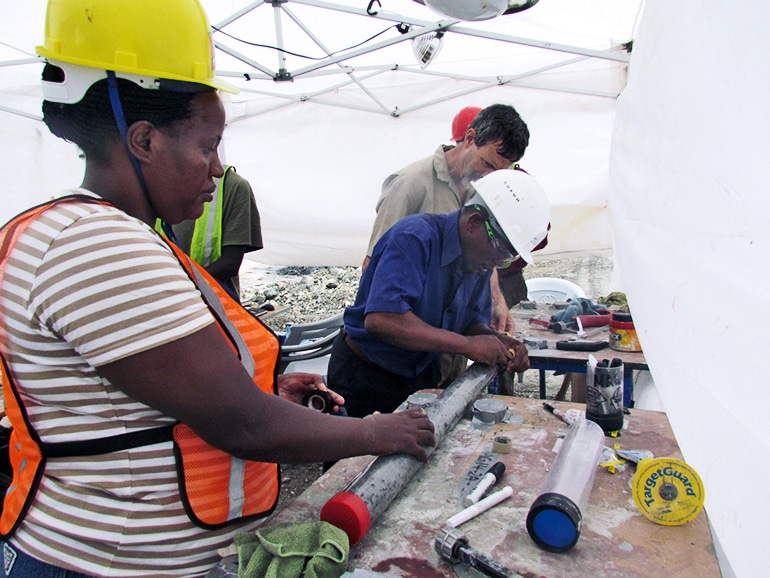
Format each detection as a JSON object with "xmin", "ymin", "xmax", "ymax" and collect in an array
[
  {"xmin": 0, "ymin": 357, "xmax": 44, "ymax": 538},
  {"xmin": 0, "ymin": 199, "xmax": 60, "ymax": 538},
  {"xmin": 0, "ymin": 196, "xmax": 280, "ymax": 536},
  {"xmin": 166, "ymin": 239, "xmax": 280, "ymax": 528}
]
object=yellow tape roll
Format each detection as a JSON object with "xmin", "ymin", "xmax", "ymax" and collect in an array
[
  {"xmin": 492, "ymin": 436, "xmax": 512, "ymax": 454},
  {"xmin": 632, "ymin": 457, "xmax": 705, "ymax": 526}
]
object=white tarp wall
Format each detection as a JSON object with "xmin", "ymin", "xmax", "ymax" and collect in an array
[
  {"xmin": 2, "ymin": 0, "xmax": 762, "ymax": 573},
  {"xmin": 0, "ymin": 0, "xmax": 640, "ymax": 266},
  {"xmin": 610, "ymin": 1, "xmax": 769, "ymax": 576},
  {"xmin": 223, "ymin": 86, "xmax": 618, "ymax": 265}
]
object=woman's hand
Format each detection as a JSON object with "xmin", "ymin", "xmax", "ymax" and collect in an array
[
  {"xmin": 363, "ymin": 408, "xmax": 436, "ymax": 462},
  {"xmin": 277, "ymin": 372, "xmax": 345, "ymax": 412}
]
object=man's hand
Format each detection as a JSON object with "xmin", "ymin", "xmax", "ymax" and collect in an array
[
  {"xmin": 490, "ymin": 296, "xmax": 515, "ymax": 333},
  {"xmin": 489, "ymin": 269, "xmax": 515, "ymax": 333},
  {"xmin": 462, "ymin": 333, "xmax": 530, "ymax": 372},
  {"xmin": 463, "ymin": 334, "xmax": 512, "ymax": 366},
  {"xmin": 496, "ymin": 334, "xmax": 530, "ymax": 373}
]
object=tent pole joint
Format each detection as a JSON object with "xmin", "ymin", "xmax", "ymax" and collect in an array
[{"xmin": 274, "ymin": 69, "xmax": 294, "ymax": 82}]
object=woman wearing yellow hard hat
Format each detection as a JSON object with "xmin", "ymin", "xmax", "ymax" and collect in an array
[{"xmin": 0, "ymin": 1, "xmax": 435, "ymax": 576}]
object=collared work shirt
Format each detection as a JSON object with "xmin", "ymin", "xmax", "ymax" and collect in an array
[
  {"xmin": 346, "ymin": 211, "xmax": 492, "ymax": 378},
  {"xmin": 366, "ymin": 145, "xmax": 463, "ymax": 257}
]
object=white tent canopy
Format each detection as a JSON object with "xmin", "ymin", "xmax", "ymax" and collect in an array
[
  {"xmin": 7, "ymin": 0, "xmax": 766, "ymax": 576},
  {"xmin": 0, "ymin": 0, "xmax": 638, "ymax": 265}
]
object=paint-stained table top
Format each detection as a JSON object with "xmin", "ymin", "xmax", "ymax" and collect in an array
[{"xmin": 269, "ymin": 396, "xmax": 721, "ymax": 578}]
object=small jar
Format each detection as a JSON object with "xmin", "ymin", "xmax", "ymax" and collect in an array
[{"xmin": 609, "ymin": 312, "xmax": 642, "ymax": 352}]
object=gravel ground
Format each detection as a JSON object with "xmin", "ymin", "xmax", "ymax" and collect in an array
[
  {"xmin": 240, "ymin": 254, "xmax": 613, "ymax": 333},
  {"xmin": 240, "ymin": 255, "xmax": 615, "ymax": 512}
]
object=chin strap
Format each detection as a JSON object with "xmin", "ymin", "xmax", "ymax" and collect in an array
[{"xmin": 106, "ymin": 71, "xmax": 177, "ymax": 243}]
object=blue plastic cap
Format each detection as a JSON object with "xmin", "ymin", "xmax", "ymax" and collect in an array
[{"xmin": 526, "ymin": 492, "xmax": 582, "ymax": 553}]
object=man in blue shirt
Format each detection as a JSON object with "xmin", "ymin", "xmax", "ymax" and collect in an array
[{"xmin": 328, "ymin": 169, "xmax": 550, "ymax": 417}]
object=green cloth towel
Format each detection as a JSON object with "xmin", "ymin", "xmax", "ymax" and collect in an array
[
  {"xmin": 235, "ymin": 521, "xmax": 349, "ymax": 578},
  {"xmin": 596, "ymin": 291, "xmax": 628, "ymax": 307}
]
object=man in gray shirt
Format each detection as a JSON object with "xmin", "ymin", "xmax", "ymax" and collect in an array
[{"xmin": 364, "ymin": 104, "xmax": 531, "ymax": 333}]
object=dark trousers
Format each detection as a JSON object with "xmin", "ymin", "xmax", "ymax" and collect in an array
[
  {"xmin": 326, "ymin": 333, "xmax": 441, "ymax": 418},
  {"xmin": 498, "ymin": 268, "xmax": 528, "ymax": 307},
  {"xmin": 0, "ymin": 542, "xmax": 95, "ymax": 578}
]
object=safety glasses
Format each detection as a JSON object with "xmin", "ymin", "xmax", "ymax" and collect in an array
[{"xmin": 483, "ymin": 220, "xmax": 520, "ymax": 265}]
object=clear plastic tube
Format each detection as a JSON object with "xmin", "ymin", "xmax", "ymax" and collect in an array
[
  {"xmin": 541, "ymin": 418, "xmax": 604, "ymax": 509},
  {"xmin": 526, "ymin": 418, "xmax": 605, "ymax": 552}
]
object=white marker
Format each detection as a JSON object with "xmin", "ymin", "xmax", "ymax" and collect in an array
[
  {"xmin": 447, "ymin": 486, "xmax": 514, "ymax": 528},
  {"xmin": 464, "ymin": 462, "xmax": 506, "ymax": 507}
]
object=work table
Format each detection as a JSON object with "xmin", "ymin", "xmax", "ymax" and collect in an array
[{"xmin": 266, "ymin": 395, "xmax": 720, "ymax": 577}]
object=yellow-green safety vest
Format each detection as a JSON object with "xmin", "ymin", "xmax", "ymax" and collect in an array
[{"xmin": 188, "ymin": 165, "xmax": 234, "ymax": 266}]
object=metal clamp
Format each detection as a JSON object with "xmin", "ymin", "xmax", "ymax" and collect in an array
[{"xmin": 434, "ymin": 526, "xmax": 523, "ymax": 578}]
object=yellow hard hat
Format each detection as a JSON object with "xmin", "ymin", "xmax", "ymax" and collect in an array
[{"xmin": 36, "ymin": 0, "xmax": 237, "ymax": 103}]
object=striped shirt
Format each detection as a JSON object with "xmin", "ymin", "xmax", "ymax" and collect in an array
[{"xmin": 0, "ymin": 191, "xmax": 262, "ymax": 576}]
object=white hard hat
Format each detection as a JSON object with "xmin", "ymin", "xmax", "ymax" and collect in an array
[{"xmin": 466, "ymin": 169, "xmax": 550, "ymax": 264}]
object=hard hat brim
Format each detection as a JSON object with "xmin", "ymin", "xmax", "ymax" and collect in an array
[{"xmin": 37, "ymin": 57, "xmax": 238, "ymax": 104}]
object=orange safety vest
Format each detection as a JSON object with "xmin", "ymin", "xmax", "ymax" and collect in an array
[{"xmin": 0, "ymin": 196, "xmax": 280, "ymax": 537}]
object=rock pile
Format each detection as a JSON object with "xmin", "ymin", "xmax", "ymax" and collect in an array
[
  {"xmin": 238, "ymin": 254, "xmax": 614, "ymax": 337},
  {"xmin": 240, "ymin": 266, "xmax": 361, "ymax": 333}
]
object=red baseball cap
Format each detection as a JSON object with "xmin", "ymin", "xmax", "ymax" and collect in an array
[{"xmin": 451, "ymin": 105, "xmax": 483, "ymax": 142}]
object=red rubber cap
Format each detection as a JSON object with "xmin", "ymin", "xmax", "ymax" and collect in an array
[{"xmin": 320, "ymin": 491, "xmax": 372, "ymax": 545}]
